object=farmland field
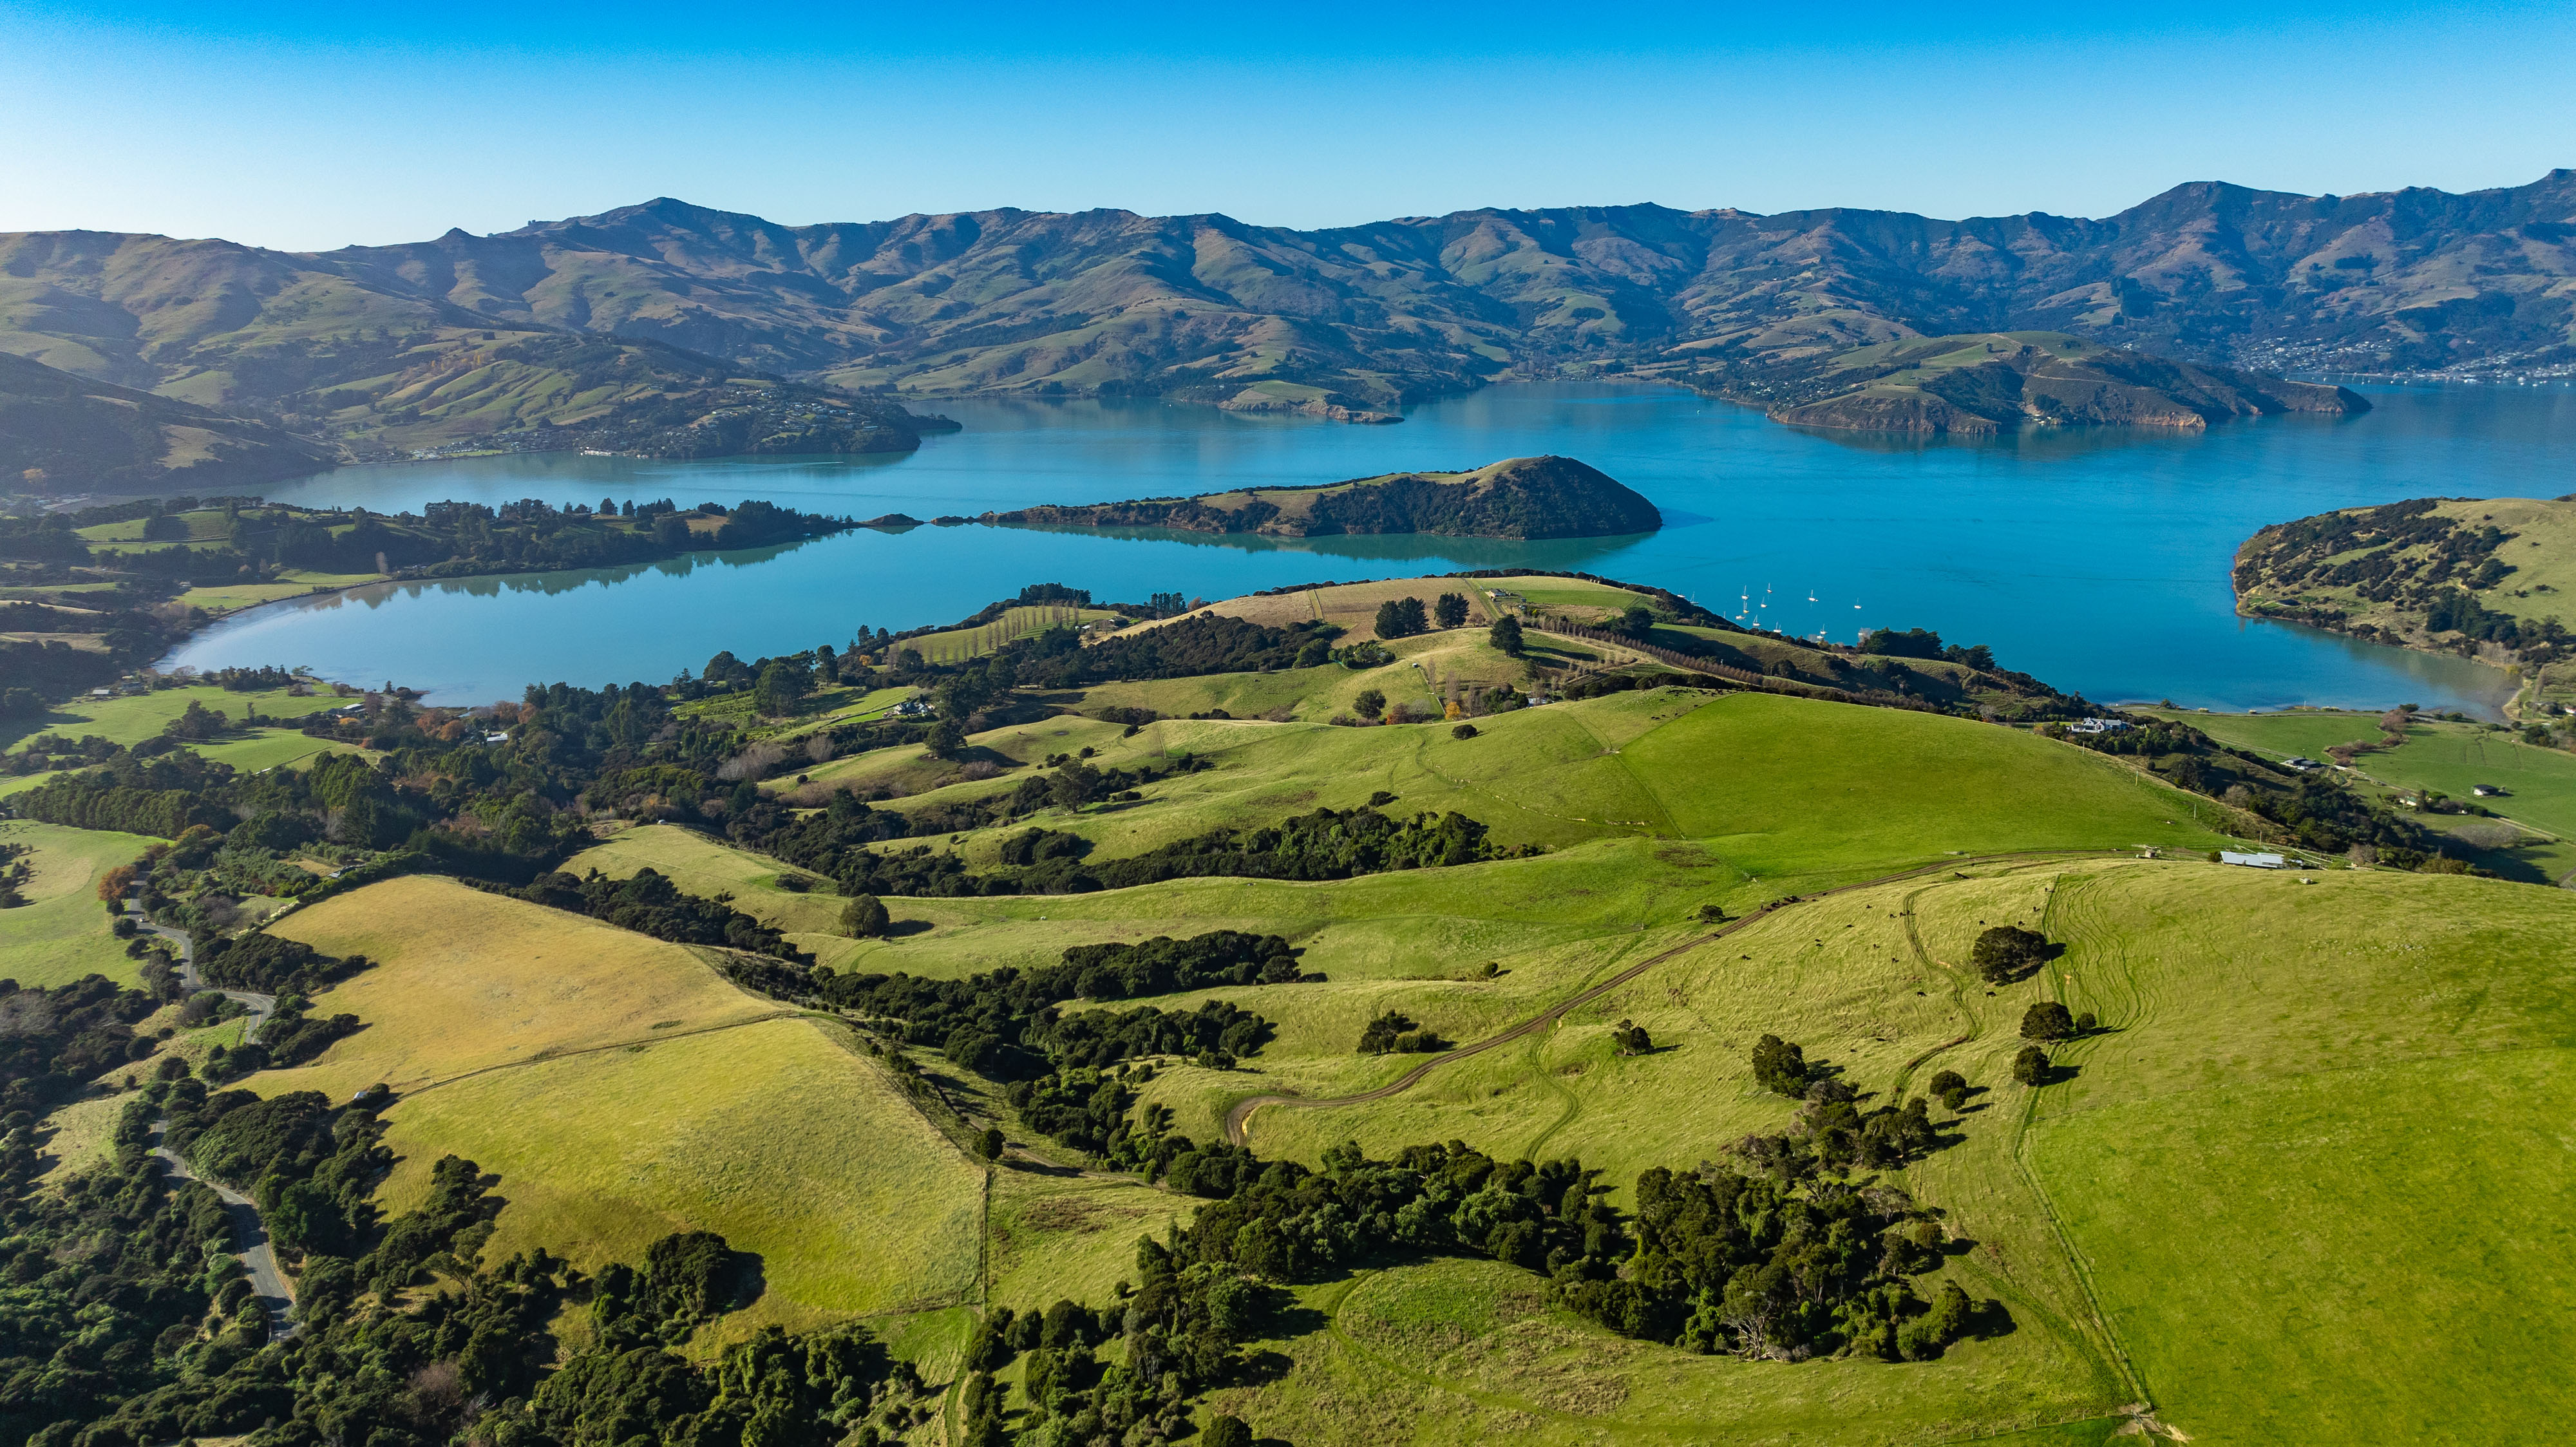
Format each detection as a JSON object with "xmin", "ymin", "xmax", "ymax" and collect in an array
[{"xmin": 0, "ymin": 819, "xmax": 160, "ymax": 987}]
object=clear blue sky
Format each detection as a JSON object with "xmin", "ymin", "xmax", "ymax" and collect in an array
[{"xmin": 3, "ymin": 0, "xmax": 2570, "ymax": 250}]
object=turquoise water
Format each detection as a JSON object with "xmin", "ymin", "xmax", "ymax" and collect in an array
[{"xmin": 168, "ymin": 381, "xmax": 2576, "ymax": 712}]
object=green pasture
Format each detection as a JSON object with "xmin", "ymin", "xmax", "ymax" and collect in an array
[
  {"xmin": 787, "ymin": 687, "xmax": 2221, "ymax": 894},
  {"xmin": 178, "ymin": 569, "xmax": 385, "ymax": 615},
  {"xmin": 1171, "ymin": 856, "xmax": 2576, "ymax": 1443},
  {"xmin": 2026, "ymin": 864, "xmax": 2576, "ymax": 1442},
  {"xmin": 2146, "ymin": 706, "xmax": 2576, "ymax": 840},
  {"xmin": 0, "ymin": 820, "xmax": 160, "ymax": 987},
  {"xmin": 4, "ymin": 684, "xmax": 348, "ymax": 753}
]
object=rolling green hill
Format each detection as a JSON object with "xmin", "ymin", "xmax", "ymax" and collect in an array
[
  {"xmin": 540, "ymin": 676, "xmax": 2570, "ymax": 1442},
  {"xmin": 14, "ymin": 575, "xmax": 2572, "ymax": 1446},
  {"xmin": 1765, "ymin": 332, "xmax": 2366, "ymax": 434}
]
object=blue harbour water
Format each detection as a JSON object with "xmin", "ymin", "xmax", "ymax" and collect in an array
[{"xmin": 167, "ymin": 382, "xmax": 2576, "ymax": 712}]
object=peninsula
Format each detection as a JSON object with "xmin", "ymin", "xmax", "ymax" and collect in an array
[
  {"xmin": 1764, "ymin": 332, "xmax": 2368, "ymax": 435},
  {"xmin": 983, "ymin": 455, "xmax": 1661, "ymax": 540},
  {"xmin": 2236, "ymin": 494, "xmax": 2576, "ymax": 708}
]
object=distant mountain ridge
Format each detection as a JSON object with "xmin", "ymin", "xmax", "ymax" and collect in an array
[
  {"xmin": 1768, "ymin": 332, "xmax": 2370, "ymax": 435},
  {"xmin": 0, "ymin": 172, "xmax": 2569, "ymax": 479},
  {"xmin": 0, "ymin": 352, "xmax": 333, "ymax": 494},
  {"xmin": 987, "ymin": 455, "xmax": 1660, "ymax": 540}
]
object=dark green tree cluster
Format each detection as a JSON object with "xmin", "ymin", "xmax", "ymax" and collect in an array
[
  {"xmin": 12, "ymin": 1063, "xmax": 931, "ymax": 1447},
  {"xmin": 1372, "ymin": 596, "xmax": 1430, "ymax": 639},
  {"xmin": 194, "ymin": 933, "xmax": 369, "ymax": 996},
  {"xmin": 998, "ymin": 615, "xmax": 1341, "ymax": 690},
  {"xmin": 1751, "ymin": 1033, "xmax": 1810, "ymax": 1096},
  {"xmin": 2019, "ymin": 1001, "xmax": 2075, "ymax": 1041},
  {"xmin": 0, "ymin": 976, "xmax": 160, "ymax": 1117},
  {"xmin": 515, "ymin": 866, "xmax": 805, "ymax": 959},
  {"xmin": 1971, "ymin": 925, "xmax": 2052, "ymax": 984},
  {"xmin": 768, "ymin": 799, "xmax": 1522, "ymax": 900},
  {"xmin": 1358, "ymin": 1011, "xmax": 1446, "ymax": 1054},
  {"xmin": 734, "ymin": 930, "xmax": 1296, "ymax": 1083},
  {"xmin": 1562, "ymin": 1154, "xmax": 1977, "ymax": 1360}
]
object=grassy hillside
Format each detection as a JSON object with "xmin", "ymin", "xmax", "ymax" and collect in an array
[
  {"xmin": 38, "ymin": 592, "xmax": 2555, "ymax": 1443},
  {"xmin": 0, "ymin": 350, "xmax": 332, "ymax": 494},
  {"xmin": 2235, "ymin": 496, "xmax": 2576, "ymax": 698},
  {"xmin": 258, "ymin": 876, "xmax": 991, "ymax": 1332},
  {"xmin": 0, "ymin": 819, "xmax": 160, "ymax": 987},
  {"xmin": 782, "ymin": 686, "xmax": 2219, "ymax": 885},
  {"xmin": 1143, "ymin": 859, "xmax": 2575, "ymax": 1444},
  {"xmin": 3, "ymin": 683, "xmax": 349, "ymax": 755}
]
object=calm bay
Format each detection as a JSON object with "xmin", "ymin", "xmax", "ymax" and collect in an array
[{"xmin": 162, "ymin": 381, "xmax": 2576, "ymax": 712}]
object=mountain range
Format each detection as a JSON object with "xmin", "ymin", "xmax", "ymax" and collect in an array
[{"xmin": 2, "ymin": 171, "xmax": 2570, "ymax": 488}]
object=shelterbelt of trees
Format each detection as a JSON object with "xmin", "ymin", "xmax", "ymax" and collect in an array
[{"xmin": 3, "ymin": 493, "xmax": 857, "ymax": 587}]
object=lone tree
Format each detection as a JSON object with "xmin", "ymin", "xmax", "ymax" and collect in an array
[
  {"xmin": 1617, "ymin": 604, "xmax": 1656, "ymax": 639},
  {"xmin": 842, "ymin": 894, "xmax": 892, "ymax": 938},
  {"xmin": 1611, "ymin": 1019, "xmax": 1652, "ymax": 1056},
  {"xmin": 927, "ymin": 715, "xmax": 966, "ymax": 759},
  {"xmin": 1971, "ymin": 925, "xmax": 2052, "ymax": 984},
  {"xmin": 2020, "ymin": 1001, "xmax": 2075, "ymax": 1041},
  {"xmin": 976, "ymin": 1127, "xmax": 1005, "ymax": 1161},
  {"xmin": 753, "ymin": 659, "xmax": 810, "ymax": 716},
  {"xmin": 1353, "ymin": 688, "xmax": 1387, "ymax": 721},
  {"xmin": 1927, "ymin": 1068, "xmax": 1969, "ymax": 1110},
  {"xmin": 1751, "ymin": 1033, "xmax": 1810, "ymax": 1097},
  {"xmin": 1434, "ymin": 592, "xmax": 1470, "ymax": 628},
  {"xmin": 1489, "ymin": 614, "xmax": 1526, "ymax": 657},
  {"xmin": 1204, "ymin": 1416, "xmax": 1253, "ymax": 1447},
  {"xmin": 2012, "ymin": 1044, "xmax": 2050, "ymax": 1086},
  {"xmin": 1450, "ymin": 723, "xmax": 1477, "ymax": 740}
]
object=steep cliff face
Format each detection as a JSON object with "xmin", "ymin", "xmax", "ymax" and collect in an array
[
  {"xmin": 988, "ymin": 455, "xmax": 1662, "ymax": 540},
  {"xmin": 1766, "ymin": 333, "xmax": 2369, "ymax": 434}
]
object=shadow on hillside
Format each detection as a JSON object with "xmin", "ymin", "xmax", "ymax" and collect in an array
[{"xmin": 1000, "ymin": 1156, "xmax": 1081, "ymax": 1178}]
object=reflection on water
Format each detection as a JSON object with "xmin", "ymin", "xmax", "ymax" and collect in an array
[{"xmin": 167, "ymin": 381, "xmax": 2565, "ymax": 713}]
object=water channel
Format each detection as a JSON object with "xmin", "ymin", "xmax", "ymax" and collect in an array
[{"xmin": 164, "ymin": 381, "xmax": 2576, "ymax": 713}]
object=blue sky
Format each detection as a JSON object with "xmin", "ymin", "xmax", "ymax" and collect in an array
[{"xmin": 3, "ymin": 0, "xmax": 2570, "ymax": 249}]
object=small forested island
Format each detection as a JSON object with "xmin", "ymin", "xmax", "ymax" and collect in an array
[
  {"xmin": 1759, "ymin": 332, "xmax": 2368, "ymax": 435},
  {"xmin": 2236, "ymin": 494, "xmax": 2576, "ymax": 703},
  {"xmin": 985, "ymin": 454, "xmax": 1662, "ymax": 540}
]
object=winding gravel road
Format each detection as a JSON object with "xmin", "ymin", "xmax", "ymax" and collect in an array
[{"xmin": 130, "ymin": 899, "xmax": 294, "ymax": 1339}]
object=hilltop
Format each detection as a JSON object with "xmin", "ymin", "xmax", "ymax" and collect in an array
[
  {"xmin": 1, "ymin": 172, "xmax": 2570, "ymax": 460},
  {"xmin": 1765, "ymin": 332, "xmax": 2369, "ymax": 433},
  {"xmin": 986, "ymin": 456, "xmax": 1662, "ymax": 540},
  {"xmin": 0, "ymin": 351, "xmax": 332, "ymax": 494},
  {"xmin": 2236, "ymin": 495, "xmax": 2576, "ymax": 703}
]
